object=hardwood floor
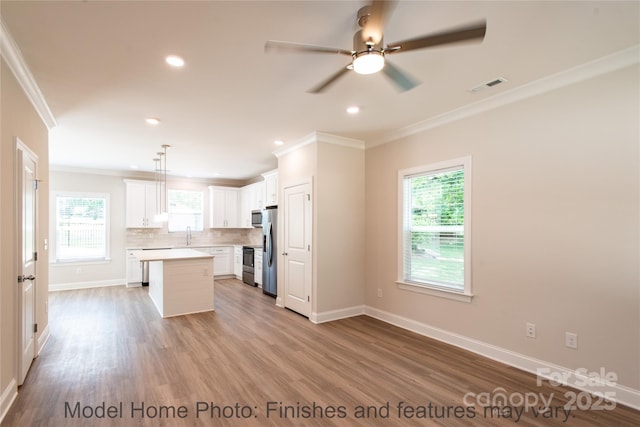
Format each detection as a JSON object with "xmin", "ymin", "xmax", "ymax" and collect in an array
[{"xmin": 2, "ymin": 279, "xmax": 639, "ymax": 426}]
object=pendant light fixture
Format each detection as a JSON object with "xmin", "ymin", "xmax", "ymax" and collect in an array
[
  {"xmin": 152, "ymin": 157, "xmax": 161, "ymax": 222},
  {"xmin": 153, "ymin": 144, "xmax": 170, "ymax": 222}
]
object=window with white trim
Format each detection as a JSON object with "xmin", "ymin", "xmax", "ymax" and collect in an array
[
  {"xmin": 55, "ymin": 193, "xmax": 109, "ymax": 262},
  {"xmin": 168, "ymin": 189, "xmax": 204, "ymax": 232},
  {"xmin": 398, "ymin": 157, "xmax": 472, "ymax": 299}
]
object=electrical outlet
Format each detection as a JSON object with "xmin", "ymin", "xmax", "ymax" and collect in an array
[
  {"xmin": 565, "ymin": 332, "xmax": 578, "ymax": 349},
  {"xmin": 377, "ymin": 288, "xmax": 382, "ymax": 298},
  {"xmin": 526, "ymin": 323, "xmax": 536, "ymax": 338}
]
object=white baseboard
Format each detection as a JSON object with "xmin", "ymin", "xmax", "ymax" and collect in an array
[
  {"xmin": 0, "ymin": 378, "xmax": 17, "ymax": 425},
  {"xmin": 48, "ymin": 279, "xmax": 124, "ymax": 292},
  {"xmin": 310, "ymin": 305, "xmax": 365, "ymax": 324},
  {"xmin": 37, "ymin": 323, "xmax": 51, "ymax": 355},
  {"xmin": 364, "ymin": 305, "xmax": 640, "ymax": 411}
]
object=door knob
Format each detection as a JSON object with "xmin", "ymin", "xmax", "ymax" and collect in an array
[
  {"xmin": 21, "ymin": 275, "xmax": 35, "ymax": 282},
  {"xmin": 282, "ymin": 252, "xmax": 288, "ymax": 256}
]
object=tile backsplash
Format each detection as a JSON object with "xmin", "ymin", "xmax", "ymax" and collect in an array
[{"xmin": 126, "ymin": 227, "xmax": 262, "ymax": 249}]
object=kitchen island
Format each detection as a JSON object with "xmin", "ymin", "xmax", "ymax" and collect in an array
[{"xmin": 136, "ymin": 249, "xmax": 215, "ymax": 318}]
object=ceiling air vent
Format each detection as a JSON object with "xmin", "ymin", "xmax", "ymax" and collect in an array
[{"xmin": 469, "ymin": 77, "xmax": 508, "ymax": 93}]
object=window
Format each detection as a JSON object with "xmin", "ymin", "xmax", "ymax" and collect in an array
[
  {"xmin": 168, "ymin": 189, "xmax": 203, "ymax": 232},
  {"xmin": 398, "ymin": 156, "xmax": 472, "ymax": 301},
  {"xmin": 55, "ymin": 193, "xmax": 109, "ymax": 262}
]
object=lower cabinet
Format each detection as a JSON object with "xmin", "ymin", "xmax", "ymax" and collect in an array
[
  {"xmin": 234, "ymin": 245, "xmax": 243, "ymax": 279},
  {"xmin": 127, "ymin": 247, "xmax": 239, "ymax": 284},
  {"xmin": 126, "ymin": 250, "xmax": 143, "ymax": 287},
  {"xmin": 201, "ymin": 246, "xmax": 234, "ymax": 276},
  {"xmin": 254, "ymin": 250, "xmax": 263, "ymax": 287}
]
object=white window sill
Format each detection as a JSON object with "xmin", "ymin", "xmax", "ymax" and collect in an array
[{"xmin": 396, "ymin": 281, "xmax": 473, "ymax": 303}]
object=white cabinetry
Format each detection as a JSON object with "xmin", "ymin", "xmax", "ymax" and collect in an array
[
  {"xmin": 201, "ymin": 246, "xmax": 234, "ymax": 276},
  {"xmin": 254, "ymin": 249, "xmax": 263, "ymax": 286},
  {"xmin": 262, "ymin": 170, "xmax": 278, "ymax": 206},
  {"xmin": 125, "ymin": 180, "xmax": 162, "ymax": 228},
  {"xmin": 126, "ymin": 250, "xmax": 143, "ymax": 287},
  {"xmin": 233, "ymin": 245, "xmax": 243, "ymax": 279},
  {"xmin": 209, "ymin": 186, "xmax": 240, "ymax": 228},
  {"xmin": 239, "ymin": 181, "xmax": 267, "ymax": 227},
  {"xmin": 239, "ymin": 186, "xmax": 252, "ymax": 228},
  {"xmin": 254, "ymin": 181, "xmax": 265, "ymax": 209}
]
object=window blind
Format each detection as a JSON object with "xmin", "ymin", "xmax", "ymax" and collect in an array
[
  {"xmin": 56, "ymin": 195, "xmax": 107, "ymax": 261},
  {"xmin": 403, "ymin": 166, "xmax": 465, "ymax": 290}
]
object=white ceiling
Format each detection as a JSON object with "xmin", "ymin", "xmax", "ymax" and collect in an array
[{"xmin": 2, "ymin": 1, "xmax": 638, "ymax": 181}]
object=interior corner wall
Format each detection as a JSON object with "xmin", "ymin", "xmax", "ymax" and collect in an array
[
  {"xmin": 1, "ymin": 59, "xmax": 49, "ymax": 402},
  {"xmin": 277, "ymin": 138, "xmax": 366, "ymax": 317},
  {"xmin": 364, "ymin": 64, "xmax": 640, "ymax": 391},
  {"xmin": 316, "ymin": 142, "xmax": 365, "ymax": 313}
]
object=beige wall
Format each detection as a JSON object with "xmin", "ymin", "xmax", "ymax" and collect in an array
[
  {"xmin": 316, "ymin": 142, "xmax": 365, "ymax": 312},
  {"xmin": 277, "ymin": 141, "xmax": 318, "ymax": 310},
  {"xmin": 49, "ymin": 170, "xmax": 127, "ymax": 287},
  {"xmin": 1, "ymin": 59, "xmax": 49, "ymax": 397},
  {"xmin": 365, "ymin": 65, "xmax": 639, "ymax": 390},
  {"xmin": 277, "ymin": 137, "xmax": 366, "ymax": 317}
]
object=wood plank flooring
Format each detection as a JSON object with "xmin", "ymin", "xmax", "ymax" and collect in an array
[{"xmin": 2, "ymin": 279, "xmax": 639, "ymax": 426}]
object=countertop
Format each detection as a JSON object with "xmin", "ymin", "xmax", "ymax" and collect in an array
[
  {"xmin": 135, "ymin": 248, "xmax": 214, "ymax": 262},
  {"xmin": 127, "ymin": 244, "xmax": 247, "ymax": 251}
]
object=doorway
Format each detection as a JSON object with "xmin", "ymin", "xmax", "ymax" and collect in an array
[
  {"xmin": 16, "ymin": 139, "xmax": 38, "ymax": 385},
  {"xmin": 282, "ymin": 180, "xmax": 312, "ymax": 317}
]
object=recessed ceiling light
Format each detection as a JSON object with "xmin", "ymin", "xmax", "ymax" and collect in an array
[
  {"xmin": 165, "ymin": 55, "xmax": 185, "ymax": 67},
  {"xmin": 145, "ymin": 117, "xmax": 160, "ymax": 126},
  {"xmin": 274, "ymin": 140, "xmax": 284, "ymax": 146},
  {"xmin": 346, "ymin": 106, "xmax": 360, "ymax": 114}
]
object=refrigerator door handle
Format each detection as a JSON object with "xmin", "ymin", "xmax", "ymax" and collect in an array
[
  {"xmin": 262, "ymin": 224, "xmax": 269, "ymax": 265},
  {"xmin": 267, "ymin": 222, "xmax": 274, "ymax": 267}
]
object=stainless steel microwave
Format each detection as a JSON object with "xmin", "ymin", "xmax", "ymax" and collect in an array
[{"xmin": 251, "ymin": 210, "xmax": 262, "ymax": 227}]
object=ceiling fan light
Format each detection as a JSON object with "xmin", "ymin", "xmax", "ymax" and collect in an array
[
  {"xmin": 353, "ymin": 52, "xmax": 384, "ymax": 75},
  {"xmin": 165, "ymin": 55, "xmax": 185, "ymax": 68}
]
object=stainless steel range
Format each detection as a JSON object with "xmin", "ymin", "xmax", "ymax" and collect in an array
[{"xmin": 242, "ymin": 246, "xmax": 256, "ymax": 286}]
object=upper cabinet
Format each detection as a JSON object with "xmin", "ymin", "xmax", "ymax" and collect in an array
[
  {"xmin": 209, "ymin": 186, "xmax": 240, "ymax": 228},
  {"xmin": 124, "ymin": 180, "xmax": 162, "ymax": 228},
  {"xmin": 254, "ymin": 181, "xmax": 265, "ymax": 209},
  {"xmin": 263, "ymin": 170, "xmax": 278, "ymax": 206},
  {"xmin": 239, "ymin": 181, "xmax": 266, "ymax": 227}
]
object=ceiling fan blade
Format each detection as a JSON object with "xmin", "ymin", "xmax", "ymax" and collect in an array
[
  {"xmin": 382, "ymin": 61, "xmax": 420, "ymax": 92},
  {"xmin": 361, "ymin": 0, "xmax": 397, "ymax": 45},
  {"xmin": 308, "ymin": 65, "xmax": 352, "ymax": 93},
  {"xmin": 265, "ymin": 40, "xmax": 353, "ymax": 56},
  {"xmin": 386, "ymin": 20, "xmax": 486, "ymax": 53}
]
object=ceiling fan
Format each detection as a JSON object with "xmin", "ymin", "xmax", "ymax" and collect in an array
[{"xmin": 265, "ymin": 0, "xmax": 486, "ymax": 93}]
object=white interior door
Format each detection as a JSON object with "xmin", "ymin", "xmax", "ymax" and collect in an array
[
  {"xmin": 283, "ymin": 182, "xmax": 312, "ymax": 317},
  {"xmin": 17, "ymin": 142, "xmax": 37, "ymax": 385}
]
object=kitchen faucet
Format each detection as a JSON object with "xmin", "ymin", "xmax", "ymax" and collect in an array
[{"xmin": 186, "ymin": 226, "xmax": 192, "ymax": 246}]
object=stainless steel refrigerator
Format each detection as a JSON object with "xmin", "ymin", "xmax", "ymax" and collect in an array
[{"xmin": 262, "ymin": 206, "xmax": 277, "ymax": 297}]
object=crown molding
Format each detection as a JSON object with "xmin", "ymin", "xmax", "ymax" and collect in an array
[
  {"xmin": 368, "ymin": 45, "xmax": 640, "ymax": 148},
  {"xmin": 314, "ymin": 131, "xmax": 365, "ymax": 150},
  {"xmin": 0, "ymin": 19, "xmax": 57, "ymax": 129},
  {"xmin": 273, "ymin": 131, "xmax": 364, "ymax": 158}
]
